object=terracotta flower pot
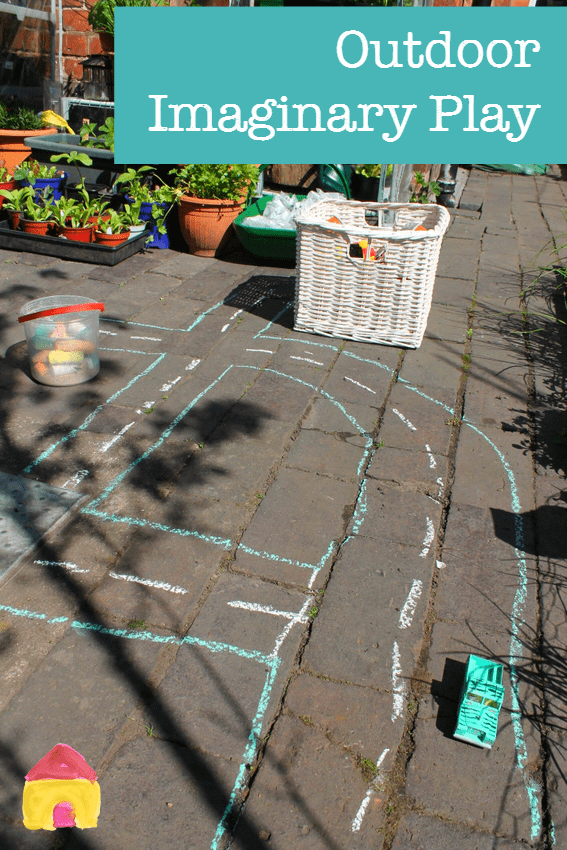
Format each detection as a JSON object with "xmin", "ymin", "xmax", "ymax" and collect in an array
[
  {"xmin": 59, "ymin": 223, "xmax": 95, "ymax": 243},
  {"xmin": 0, "ymin": 128, "xmax": 57, "ymax": 174},
  {"xmin": 20, "ymin": 218, "xmax": 50, "ymax": 236},
  {"xmin": 94, "ymin": 229, "xmax": 129, "ymax": 247},
  {"xmin": 177, "ymin": 194, "xmax": 243, "ymax": 257},
  {"xmin": 7, "ymin": 209, "xmax": 21, "ymax": 230},
  {"xmin": 0, "ymin": 178, "xmax": 15, "ymax": 210}
]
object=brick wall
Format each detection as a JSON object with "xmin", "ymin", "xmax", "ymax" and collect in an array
[{"xmin": 62, "ymin": 0, "xmax": 104, "ymax": 95}]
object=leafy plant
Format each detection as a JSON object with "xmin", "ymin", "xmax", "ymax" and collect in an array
[
  {"xmin": 21, "ymin": 187, "xmax": 54, "ymax": 221},
  {"xmin": 50, "ymin": 197, "xmax": 83, "ymax": 229},
  {"xmin": 170, "ymin": 164, "xmax": 259, "ymax": 203},
  {"xmin": 114, "ymin": 166, "xmax": 175, "ymax": 240},
  {"xmin": 96, "ymin": 208, "xmax": 128, "ymax": 235},
  {"xmin": 354, "ymin": 164, "xmax": 392, "ymax": 179},
  {"xmin": 79, "ymin": 117, "xmax": 114, "ymax": 152},
  {"xmin": 0, "ymin": 186, "xmax": 34, "ymax": 211},
  {"xmin": 0, "ymin": 164, "xmax": 13, "ymax": 182},
  {"xmin": 14, "ymin": 161, "xmax": 63, "ymax": 183},
  {"xmin": 0, "ymin": 99, "xmax": 42, "ymax": 130},
  {"xmin": 88, "ymin": 0, "xmax": 170, "ymax": 37},
  {"xmin": 411, "ymin": 170, "xmax": 441, "ymax": 204}
]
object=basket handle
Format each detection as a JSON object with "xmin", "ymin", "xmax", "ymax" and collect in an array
[{"xmin": 19, "ymin": 303, "xmax": 105, "ymax": 324}]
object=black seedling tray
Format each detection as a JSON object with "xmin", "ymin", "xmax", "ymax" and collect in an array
[{"xmin": 0, "ymin": 220, "xmax": 151, "ymax": 266}]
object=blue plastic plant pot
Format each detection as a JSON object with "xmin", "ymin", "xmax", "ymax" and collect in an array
[
  {"xmin": 19, "ymin": 173, "xmax": 68, "ymax": 203},
  {"xmin": 138, "ymin": 200, "xmax": 170, "ymax": 250}
]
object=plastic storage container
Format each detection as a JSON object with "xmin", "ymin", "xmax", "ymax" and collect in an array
[{"xmin": 19, "ymin": 296, "xmax": 105, "ymax": 386}]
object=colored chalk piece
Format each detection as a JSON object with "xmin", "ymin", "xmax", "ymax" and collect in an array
[
  {"xmin": 55, "ymin": 339, "xmax": 95, "ymax": 354},
  {"xmin": 48, "ymin": 350, "xmax": 84, "ymax": 365}
]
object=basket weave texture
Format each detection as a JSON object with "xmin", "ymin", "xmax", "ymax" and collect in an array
[{"xmin": 294, "ymin": 200, "xmax": 450, "ymax": 348}]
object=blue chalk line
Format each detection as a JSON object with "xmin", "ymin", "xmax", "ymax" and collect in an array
[
  {"xmin": 16, "ymin": 297, "xmax": 542, "ymax": 842},
  {"xmin": 24, "ymin": 351, "xmax": 166, "ymax": 473}
]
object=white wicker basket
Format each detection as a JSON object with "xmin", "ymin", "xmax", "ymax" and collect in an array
[{"xmin": 294, "ymin": 200, "xmax": 450, "ymax": 348}]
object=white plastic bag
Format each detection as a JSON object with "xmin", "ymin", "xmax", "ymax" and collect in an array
[{"xmin": 242, "ymin": 189, "xmax": 346, "ymax": 231}]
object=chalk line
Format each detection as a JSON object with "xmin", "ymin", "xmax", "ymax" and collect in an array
[
  {"xmin": 24, "ymin": 352, "xmax": 166, "ymax": 473},
  {"xmin": 425, "ymin": 444, "xmax": 437, "ymax": 469},
  {"xmin": 109, "ymin": 571, "xmax": 188, "ymax": 595},
  {"xmin": 290, "ymin": 356, "xmax": 323, "ymax": 366},
  {"xmin": 419, "ymin": 518, "xmax": 435, "ymax": 558},
  {"xmin": 34, "ymin": 560, "xmax": 89, "ymax": 575},
  {"xmin": 227, "ymin": 601, "xmax": 309, "ymax": 623},
  {"xmin": 392, "ymin": 408, "xmax": 416, "ymax": 431},
  {"xmin": 399, "ymin": 580, "xmax": 423, "ymax": 629},
  {"xmin": 344, "ymin": 376, "xmax": 376, "ymax": 394},
  {"xmin": 100, "ymin": 422, "xmax": 136, "ymax": 454},
  {"xmin": 351, "ymin": 748, "xmax": 390, "ymax": 832},
  {"xmin": 160, "ymin": 376, "xmax": 181, "ymax": 392},
  {"xmin": 391, "ymin": 641, "xmax": 405, "ymax": 722}
]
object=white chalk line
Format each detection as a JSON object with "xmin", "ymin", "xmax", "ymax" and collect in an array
[
  {"xmin": 392, "ymin": 408, "xmax": 417, "ymax": 431},
  {"xmin": 246, "ymin": 349, "xmax": 274, "ymax": 354},
  {"xmin": 34, "ymin": 560, "xmax": 89, "ymax": 575},
  {"xmin": 160, "ymin": 376, "xmax": 181, "ymax": 392},
  {"xmin": 290, "ymin": 356, "xmax": 324, "ymax": 366},
  {"xmin": 18, "ymin": 302, "xmax": 542, "ymax": 843},
  {"xmin": 109, "ymin": 571, "xmax": 187, "ymax": 595},
  {"xmin": 425, "ymin": 444, "xmax": 437, "ymax": 469},
  {"xmin": 344, "ymin": 376, "xmax": 376, "ymax": 394},
  {"xmin": 62, "ymin": 468, "xmax": 89, "ymax": 489},
  {"xmin": 399, "ymin": 580, "xmax": 423, "ymax": 629},
  {"xmin": 186, "ymin": 358, "xmax": 200, "ymax": 371},
  {"xmin": 419, "ymin": 517, "xmax": 435, "ymax": 558},
  {"xmin": 391, "ymin": 641, "xmax": 405, "ymax": 721},
  {"xmin": 227, "ymin": 601, "xmax": 309, "ymax": 623},
  {"xmin": 99, "ymin": 330, "xmax": 117, "ymax": 336},
  {"xmin": 131, "ymin": 336, "xmax": 162, "ymax": 341},
  {"xmin": 221, "ymin": 324, "xmax": 230, "ymax": 333},
  {"xmin": 351, "ymin": 748, "xmax": 390, "ymax": 832},
  {"xmin": 100, "ymin": 421, "xmax": 136, "ymax": 454}
]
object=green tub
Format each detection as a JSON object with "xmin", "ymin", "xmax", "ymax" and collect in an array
[{"xmin": 233, "ymin": 194, "xmax": 305, "ymax": 262}]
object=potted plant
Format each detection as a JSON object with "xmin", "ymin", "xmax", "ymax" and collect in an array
[
  {"xmin": 0, "ymin": 185, "xmax": 34, "ymax": 229},
  {"xmin": 88, "ymin": 0, "xmax": 170, "ymax": 49},
  {"xmin": 121, "ymin": 201, "xmax": 146, "ymax": 239},
  {"xmin": 15, "ymin": 160, "xmax": 68, "ymax": 202},
  {"xmin": 114, "ymin": 165, "xmax": 175, "ymax": 248},
  {"xmin": 170, "ymin": 163, "xmax": 259, "ymax": 257},
  {"xmin": 351, "ymin": 164, "xmax": 393, "ymax": 202},
  {"xmin": 25, "ymin": 120, "xmax": 118, "ymax": 188},
  {"xmin": 94, "ymin": 209, "xmax": 130, "ymax": 246},
  {"xmin": 0, "ymin": 98, "xmax": 57, "ymax": 173},
  {"xmin": 19, "ymin": 186, "xmax": 55, "ymax": 236},
  {"xmin": 0, "ymin": 162, "xmax": 15, "ymax": 210}
]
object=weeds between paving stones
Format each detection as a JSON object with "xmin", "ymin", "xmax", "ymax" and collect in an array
[{"xmin": 356, "ymin": 755, "xmax": 378, "ymax": 784}]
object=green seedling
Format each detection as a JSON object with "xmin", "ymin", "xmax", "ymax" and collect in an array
[
  {"xmin": 357, "ymin": 755, "xmax": 378, "ymax": 783},
  {"xmin": 127, "ymin": 619, "xmax": 146, "ymax": 630},
  {"xmin": 144, "ymin": 724, "xmax": 156, "ymax": 738},
  {"xmin": 308, "ymin": 606, "xmax": 318, "ymax": 619}
]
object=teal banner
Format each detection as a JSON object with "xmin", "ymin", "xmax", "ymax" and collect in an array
[{"xmin": 114, "ymin": 7, "xmax": 564, "ymax": 164}]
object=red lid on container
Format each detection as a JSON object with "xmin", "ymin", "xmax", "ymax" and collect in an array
[{"xmin": 18, "ymin": 302, "xmax": 105, "ymax": 324}]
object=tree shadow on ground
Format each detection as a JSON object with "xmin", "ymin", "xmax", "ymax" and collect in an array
[{"xmin": 0, "ymin": 279, "xmax": 297, "ymax": 848}]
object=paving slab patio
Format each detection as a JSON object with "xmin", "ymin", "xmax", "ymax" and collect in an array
[{"xmin": 0, "ymin": 166, "xmax": 565, "ymax": 849}]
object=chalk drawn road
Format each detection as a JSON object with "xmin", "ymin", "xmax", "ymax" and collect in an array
[{"xmin": 0, "ymin": 277, "xmax": 541, "ymax": 848}]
